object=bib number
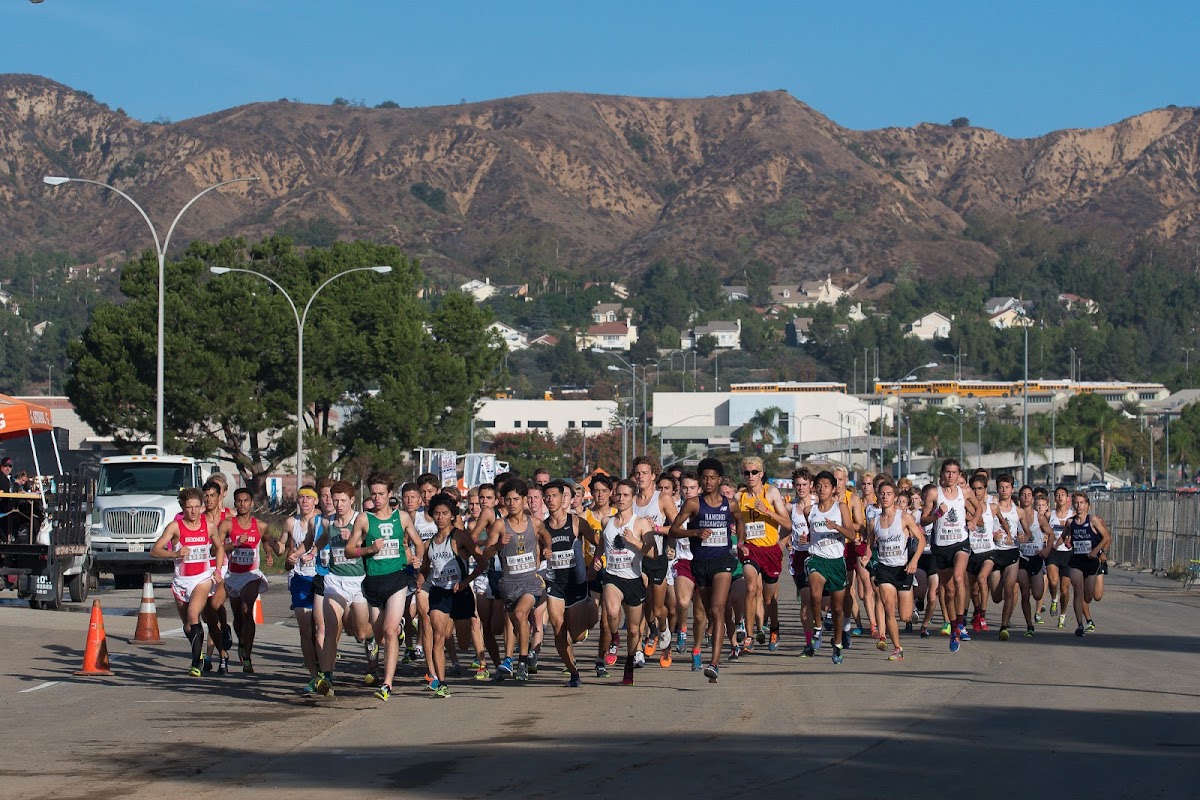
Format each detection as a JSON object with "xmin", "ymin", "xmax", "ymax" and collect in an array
[
  {"xmin": 331, "ymin": 547, "xmax": 351, "ymax": 567},
  {"xmin": 704, "ymin": 527, "xmax": 729, "ymax": 548},
  {"xmin": 607, "ymin": 550, "xmax": 634, "ymax": 572},
  {"xmin": 745, "ymin": 521, "xmax": 767, "ymax": 542},
  {"xmin": 184, "ymin": 545, "xmax": 209, "ymax": 563},
  {"xmin": 374, "ymin": 538, "xmax": 401, "ymax": 560},
  {"xmin": 296, "ymin": 554, "xmax": 317, "ymax": 576},
  {"xmin": 1019, "ymin": 540, "xmax": 1039, "ymax": 557},
  {"xmin": 549, "ymin": 550, "xmax": 575, "ymax": 570},
  {"xmin": 230, "ymin": 548, "xmax": 256, "ymax": 566},
  {"xmin": 1073, "ymin": 537, "xmax": 1091, "ymax": 556},
  {"xmin": 507, "ymin": 552, "xmax": 536, "ymax": 574}
]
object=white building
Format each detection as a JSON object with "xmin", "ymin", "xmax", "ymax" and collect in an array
[
  {"xmin": 905, "ymin": 311, "xmax": 952, "ymax": 340},
  {"xmin": 460, "ymin": 278, "xmax": 497, "ymax": 303},
  {"xmin": 577, "ymin": 321, "xmax": 638, "ymax": 351},
  {"xmin": 473, "ymin": 398, "xmax": 617, "ymax": 438},
  {"xmin": 488, "ymin": 321, "xmax": 528, "ymax": 351},
  {"xmin": 682, "ymin": 320, "xmax": 741, "ymax": 350}
]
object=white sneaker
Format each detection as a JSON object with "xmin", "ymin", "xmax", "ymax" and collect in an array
[
  {"xmin": 634, "ymin": 650, "xmax": 646, "ymax": 668},
  {"xmin": 657, "ymin": 630, "xmax": 671, "ymax": 650}
]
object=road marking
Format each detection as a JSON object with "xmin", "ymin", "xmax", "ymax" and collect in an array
[
  {"xmin": 20, "ymin": 681, "xmax": 59, "ymax": 693},
  {"xmin": 162, "ymin": 627, "xmax": 184, "ymax": 638},
  {"xmin": 274, "ymin": 620, "xmax": 287, "ymax": 626}
]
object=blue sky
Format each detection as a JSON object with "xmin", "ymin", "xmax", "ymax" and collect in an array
[{"xmin": 3, "ymin": 1, "xmax": 1196, "ymax": 138}]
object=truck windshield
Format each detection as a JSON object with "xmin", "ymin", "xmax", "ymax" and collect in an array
[{"xmin": 97, "ymin": 463, "xmax": 192, "ymax": 496}]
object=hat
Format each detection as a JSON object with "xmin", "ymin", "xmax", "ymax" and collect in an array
[{"xmin": 0, "ymin": 458, "xmax": 12, "ymax": 467}]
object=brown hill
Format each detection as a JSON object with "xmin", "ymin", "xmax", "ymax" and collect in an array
[{"xmin": 2, "ymin": 74, "xmax": 1196, "ymax": 283}]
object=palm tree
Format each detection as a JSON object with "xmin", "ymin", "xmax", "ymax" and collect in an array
[{"xmin": 740, "ymin": 405, "xmax": 789, "ymax": 451}]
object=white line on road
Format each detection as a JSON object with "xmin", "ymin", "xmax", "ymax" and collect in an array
[
  {"xmin": 20, "ymin": 681, "xmax": 59, "ymax": 693},
  {"xmin": 162, "ymin": 627, "xmax": 184, "ymax": 638}
]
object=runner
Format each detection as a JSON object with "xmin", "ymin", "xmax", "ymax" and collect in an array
[
  {"xmin": 198, "ymin": 478, "xmax": 232, "ymax": 673},
  {"xmin": 526, "ymin": 482, "xmax": 549, "ymax": 670},
  {"xmin": 310, "ymin": 479, "xmax": 335, "ymax": 673},
  {"xmin": 834, "ymin": 465, "xmax": 870, "ymax": 648},
  {"xmin": 598, "ymin": 478, "xmax": 658, "ymax": 685},
  {"xmin": 480, "ymin": 478, "xmax": 550, "ymax": 681},
  {"xmin": 467, "ymin": 483, "xmax": 503, "ymax": 679},
  {"xmin": 787, "ymin": 467, "xmax": 818, "ymax": 655},
  {"xmin": 347, "ymin": 474, "xmax": 421, "ymax": 701},
  {"xmin": 1047, "ymin": 485, "xmax": 1074, "ymax": 628},
  {"xmin": 916, "ymin": 483, "xmax": 942, "ymax": 638},
  {"xmin": 801, "ymin": 470, "xmax": 856, "ymax": 664},
  {"xmin": 921, "ymin": 459, "xmax": 978, "ymax": 652},
  {"xmin": 542, "ymin": 480, "xmax": 599, "ymax": 687},
  {"xmin": 271, "ymin": 483, "xmax": 322, "ymax": 693},
  {"xmin": 869, "ymin": 479, "xmax": 926, "ymax": 661},
  {"xmin": 219, "ymin": 488, "xmax": 270, "ymax": 673},
  {"xmin": 720, "ymin": 476, "xmax": 748, "ymax": 655},
  {"xmin": 1063, "ymin": 491, "xmax": 1111, "ymax": 637},
  {"xmin": 420, "ymin": 492, "xmax": 482, "ymax": 698},
  {"xmin": 989, "ymin": 474, "xmax": 1025, "ymax": 640},
  {"xmin": 657, "ymin": 472, "xmax": 681, "ymax": 665},
  {"xmin": 313, "ymin": 481, "xmax": 370, "ymax": 699},
  {"xmin": 150, "ymin": 488, "xmax": 223, "ymax": 677},
  {"xmin": 630, "ymin": 456, "xmax": 677, "ymax": 667},
  {"xmin": 966, "ymin": 474, "xmax": 1000, "ymax": 633},
  {"xmin": 1017, "ymin": 492, "xmax": 1052, "ymax": 637},
  {"xmin": 736, "ymin": 456, "xmax": 791, "ymax": 652},
  {"xmin": 671, "ymin": 471, "xmax": 706, "ymax": 669},
  {"xmin": 583, "ymin": 473, "xmax": 620, "ymax": 676}
]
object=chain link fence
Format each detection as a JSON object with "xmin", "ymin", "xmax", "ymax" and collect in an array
[{"xmin": 1092, "ymin": 492, "xmax": 1200, "ymax": 571}]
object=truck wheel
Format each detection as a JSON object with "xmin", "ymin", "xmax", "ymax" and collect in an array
[
  {"xmin": 28, "ymin": 597, "xmax": 41, "ymax": 610},
  {"xmin": 42, "ymin": 568, "xmax": 64, "ymax": 610},
  {"xmin": 113, "ymin": 573, "xmax": 141, "ymax": 591},
  {"xmin": 68, "ymin": 571, "xmax": 88, "ymax": 603}
]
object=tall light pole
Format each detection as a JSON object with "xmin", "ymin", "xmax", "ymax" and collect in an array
[
  {"xmin": 595, "ymin": 349, "xmax": 647, "ymax": 469},
  {"xmin": 210, "ymin": 265, "xmax": 392, "ymax": 484},
  {"xmin": 1019, "ymin": 307, "xmax": 1030, "ymax": 486},
  {"xmin": 1183, "ymin": 347, "xmax": 1195, "ymax": 375},
  {"xmin": 976, "ymin": 406, "xmax": 986, "ymax": 470},
  {"xmin": 44, "ymin": 174, "xmax": 258, "ymax": 451},
  {"xmin": 1068, "ymin": 346, "xmax": 1078, "ymax": 383},
  {"xmin": 937, "ymin": 408, "xmax": 965, "ymax": 464},
  {"xmin": 943, "ymin": 350, "xmax": 967, "ymax": 382},
  {"xmin": 889, "ymin": 362, "xmax": 938, "ymax": 479},
  {"xmin": 607, "ymin": 364, "xmax": 648, "ymax": 461}
]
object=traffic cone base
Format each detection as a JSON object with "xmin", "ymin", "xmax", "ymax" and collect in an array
[
  {"xmin": 133, "ymin": 572, "xmax": 164, "ymax": 645},
  {"xmin": 76, "ymin": 599, "xmax": 114, "ymax": 676}
]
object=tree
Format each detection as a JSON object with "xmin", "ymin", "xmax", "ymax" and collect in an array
[
  {"xmin": 950, "ymin": 117, "xmax": 970, "ymax": 128},
  {"xmin": 68, "ymin": 237, "xmax": 502, "ymax": 495},
  {"xmin": 695, "ymin": 335, "xmax": 718, "ymax": 358}
]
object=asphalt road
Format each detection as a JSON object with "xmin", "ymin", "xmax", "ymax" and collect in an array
[{"xmin": 1, "ymin": 568, "xmax": 1197, "ymax": 799}]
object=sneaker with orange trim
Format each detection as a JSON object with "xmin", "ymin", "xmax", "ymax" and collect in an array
[
  {"xmin": 643, "ymin": 637, "xmax": 657, "ymax": 657},
  {"xmin": 659, "ymin": 652, "xmax": 672, "ymax": 668}
]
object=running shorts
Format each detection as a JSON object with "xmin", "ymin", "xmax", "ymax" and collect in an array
[
  {"xmin": 323, "ymin": 573, "xmax": 366, "ymax": 607},
  {"xmin": 171, "ymin": 570, "xmax": 215, "ymax": 604},
  {"xmin": 932, "ymin": 539, "xmax": 969, "ymax": 572},
  {"xmin": 1020, "ymin": 555, "xmax": 1045, "ymax": 575},
  {"xmin": 988, "ymin": 549, "xmax": 1020, "ymax": 571},
  {"xmin": 917, "ymin": 553, "xmax": 932, "ymax": 574},
  {"xmin": 1047, "ymin": 549, "xmax": 1072, "ymax": 570},
  {"xmin": 674, "ymin": 558, "xmax": 694, "ymax": 584},
  {"xmin": 642, "ymin": 554, "xmax": 668, "ymax": 586},
  {"xmin": 500, "ymin": 573, "xmax": 544, "ymax": 611},
  {"xmin": 873, "ymin": 563, "xmax": 914, "ymax": 591},
  {"xmin": 603, "ymin": 573, "xmax": 646, "ymax": 607},
  {"xmin": 545, "ymin": 578, "xmax": 590, "ymax": 607},
  {"xmin": 790, "ymin": 551, "xmax": 810, "ymax": 591},
  {"xmin": 967, "ymin": 551, "xmax": 994, "ymax": 576},
  {"xmin": 288, "ymin": 573, "xmax": 315, "ymax": 610},
  {"xmin": 743, "ymin": 542, "xmax": 783, "ymax": 583},
  {"xmin": 805, "ymin": 554, "xmax": 848, "ymax": 592},
  {"xmin": 1069, "ymin": 555, "xmax": 1102, "ymax": 577},
  {"xmin": 224, "ymin": 570, "xmax": 268, "ymax": 599},
  {"xmin": 428, "ymin": 585, "xmax": 476, "ymax": 620},
  {"xmin": 363, "ymin": 570, "xmax": 408, "ymax": 608},
  {"xmin": 691, "ymin": 553, "xmax": 735, "ymax": 589}
]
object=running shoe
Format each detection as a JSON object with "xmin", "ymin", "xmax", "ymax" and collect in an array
[
  {"xmin": 851, "ymin": 627, "xmax": 863, "ymax": 636},
  {"xmin": 691, "ymin": 652, "xmax": 703, "ymax": 671},
  {"xmin": 957, "ymin": 627, "xmax": 971, "ymax": 642},
  {"xmin": 876, "ymin": 637, "xmax": 888, "ymax": 651},
  {"xmin": 302, "ymin": 677, "xmax": 320, "ymax": 695},
  {"xmin": 888, "ymin": 647, "xmax": 904, "ymax": 661},
  {"xmin": 729, "ymin": 645, "xmax": 741, "ymax": 662},
  {"xmin": 242, "ymin": 657, "xmax": 255, "ymax": 675},
  {"xmin": 904, "ymin": 622, "xmax": 914, "ymax": 634},
  {"xmin": 769, "ymin": 631, "xmax": 779, "ymax": 651},
  {"xmin": 424, "ymin": 674, "xmax": 436, "ymax": 690},
  {"xmin": 188, "ymin": 661, "xmax": 203, "ymax": 678},
  {"xmin": 216, "ymin": 656, "xmax": 228, "ymax": 676},
  {"xmin": 497, "ymin": 657, "xmax": 514, "ymax": 677},
  {"xmin": 595, "ymin": 663, "xmax": 609, "ymax": 679},
  {"xmin": 222, "ymin": 625, "xmax": 233, "ymax": 653},
  {"xmin": 822, "ymin": 613, "xmax": 834, "ymax": 632},
  {"xmin": 1085, "ymin": 620, "xmax": 1096, "ymax": 633},
  {"xmin": 920, "ymin": 626, "xmax": 930, "ymax": 638},
  {"xmin": 734, "ymin": 625, "xmax": 748, "ymax": 647},
  {"xmin": 813, "ymin": 631, "xmax": 823, "ymax": 651},
  {"xmin": 659, "ymin": 652, "xmax": 672, "ymax": 668},
  {"xmin": 658, "ymin": 630, "xmax": 671, "ymax": 651},
  {"xmin": 622, "ymin": 674, "xmax": 635, "ymax": 686},
  {"xmin": 433, "ymin": 684, "xmax": 450, "ymax": 698},
  {"xmin": 634, "ymin": 650, "xmax": 646, "ymax": 668},
  {"xmin": 413, "ymin": 645, "xmax": 425, "ymax": 659},
  {"xmin": 515, "ymin": 662, "xmax": 529, "ymax": 681},
  {"xmin": 870, "ymin": 626, "xmax": 879, "ymax": 639},
  {"xmin": 364, "ymin": 672, "xmax": 377, "ymax": 687},
  {"xmin": 1025, "ymin": 628, "xmax": 1035, "ymax": 638},
  {"xmin": 800, "ymin": 644, "xmax": 815, "ymax": 658},
  {"xmin": 447, "ymin": 663, "xmax": 463, "ymax": 678},
  {"xmin": 402, "ymin": 649, "xmax": 416, "ymax": 665},
  {"xmin": 702, "ymin": 633, "xmax": 712, "ymax": 648},
  {"xmin": 365, "ymin": 638, "xmax": 379, "ymax": 661},
  {"xmin": 1057, "ymin": 615, "xmax": 1066, "ymax": 629},
  {"xmin": 374, "ymin": 683, "xmax": 391, "ymax": 701},
  {"xmin": 756, "ymin": 627, "xmax": 767, "ymax": 645},
  {"xmin": 527, "ymin": 652, "xmax": 539, "ymax": 674},
  {"xmin": 1049, "ymin": 600, "xmax": 1058, "ymax": 615},
  {"xmin": 471, "ymin": 660, "xmax": 482, "ymax": 671},
  {"xmin": 642, "ymin": 637, "xmax": 656, "ymax": 657},
  {"xmin": 474, "ymin": 667, "xmax": 490, "ymax": 681},
  {"xmin": 1075, "ymin": 625, "xmax": 1085, "ymax": 638},
  {"xmin": 978, "ymin": 617, "xmax": 989, "ymax": 632},
  {"xmin": 567, "ymin": 673, "xmax": 582, "ymax": 688},
  {"xmin": 560, "ymin": 666, "xmax": 573, "ymax": 676},
  {"xmin": 940, "ymin": 623, "xmax": 952, "ymax": 636},
  {"xmin": 202, "ymin": 658, "xmax": 213, "ymax": 673},
  {"xmin": 676, "ymin": 631, "xmax": 687, "ymax": 653},
  {"xmin": 832, "ymin": 644, "xmax": 844, "ymax": 665},
  {"xmin": 604, "ymin": 644, "xmax": 618, "ymax": 667},
  {"xmin": 703, "ymin": 663, "xmax": 719, "ymax": 682},
  {"xmin": 971, "ymin": 612, "xmax": 982, "ymax": 633},
  {"xmin": 1035, "ymin": 613, "xmax": 1044, "ymax": 625},
  {"xmin": 949, "ymin": 635, "xmax": 960, "ymax": 653},
  {"xmin": 998, "ymin": 627, "xmax": 1009, "ymax": 641}
]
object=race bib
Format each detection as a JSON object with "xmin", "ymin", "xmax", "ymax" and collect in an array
[
  {"xmin": 705, "ymin": 527, "xmax": 729, "ymax": 548},
  {"xmin": 549, "ymin": 550, "xmax": 575, "ymax": 570},
  {"xmin": 374, "ymin": 538, "xmax": 401, "ymax": 560},
  {"xmin": 507, "ymin": 552, "xmax": 536, "ymax": 574},
  {"xmin": 435, "ymin": 561, "xmax": 462, "ymax": 584},
  {"xmin": 607, "ymin": 550, "xmax": 634, "ymax": 571},
  {"xmin": 317, "ymin": 549, "xmax": 330, "ymax": 568},
  {"xmin": 1019, "ymin": 540, "xmax": 1039, "ymax": 557},
  {"xmin": 184, "ymin": 545, "xmax": 210, "ymax": 563},
  {"xmin": 331, "ymin": 547, "xmax": 351, "ymax": 566},
  {"xmin": 879, "ymin": 539, "xmax": 905, "ymax": 560},
  {"xmin": 1073, "ymin": 536, "xmax": 1091, "ymax": 556},
  {"xmin": 230, "ymin": 548, "xmax": 256, "ymax": 566},
  {"xmin": 745, "ymin": 521, "xmax": 767, "ymax": 542},
  {"xmin": 296, "ymin": 553, "xmax": 317, "ymax": 576},
  {"xmin": 970, "ymin": 526, "xmax": 993, "ymax": 552}
]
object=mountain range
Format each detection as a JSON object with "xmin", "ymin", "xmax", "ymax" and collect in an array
[{"xmin": 3, "ymin": 74, "xmax": 1199, "ymax": 284}]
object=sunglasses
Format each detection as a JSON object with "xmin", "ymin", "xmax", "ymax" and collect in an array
[{"xmin": 743, "ymin": 469, "xmax": 761, "ymax": 476}]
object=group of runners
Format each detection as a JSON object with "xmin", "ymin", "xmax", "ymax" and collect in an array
[{"xmin": 150, "ymin": 454, "xmax": 1113, "ymax": 698}]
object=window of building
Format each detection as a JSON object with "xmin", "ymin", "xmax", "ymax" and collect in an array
[
  {"xmin": 582, "ymin": 420, "xmax": 603, "ymax": 428},
  {"xmin": 528, "ymin": 420, "xmax": 548, "ymax": 429},
  {"xmin": 514, "ymin": 421, "xmax": 521, "ymax": 428},
  {"xmin": 477, "ymin": 420, "xmax": 496, "ymax": 429}
]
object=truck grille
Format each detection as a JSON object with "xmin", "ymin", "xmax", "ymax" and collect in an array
[{"xmin": 104, "ymin": 509, "xmax": 164, "ymax": 538}]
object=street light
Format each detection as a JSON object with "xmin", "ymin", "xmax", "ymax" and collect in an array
[
  {"xmin": 936, "ymin": 408, "xmax": 965, "ymax": 464},
  {"xmin": 976, "ymin": 406, "xmax": 987, "ymax": 470},
  {"xmin": 888, "ymin": 362, "xmax": 938, "ymax": 479},
  {"xmin": 790, "ymin": 413, "xmax": 847, "ymax": 463},
  {"xmin": 1183, "ymin": 347, "xmax": 1195, "ymax": 375},
  {"xmin": 943, "ymin": 350, "xmax": 967, "ymax": 382},
  {"xmin": 1017, "ymin": 306, "xmax": 1030, "ymax": 486},
  {"xmin": 210, "ymin": 264, "xmax": 391, "ymax": 484},
  {"xmin": 606, "ymin": 363, "xmax": 648, "ymax": 462},
  {"xmin": 842, "ymin": 409, "xmax": 871, "ymax": 470},
  {"xmin": 44, "ymin": 174, "xmax": 258, "ymax": 451}
]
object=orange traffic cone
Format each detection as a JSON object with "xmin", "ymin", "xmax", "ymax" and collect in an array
[
  {"xmin": 253, "ymin": 596, "xmax": 265, "ymax": 625},
  {"xmin": 75, "ymin": 599, "xmax": 113, "ymax": 676},
  {"xmin": 132, "ymin": 573, "xmax": 163, "ymax": 645}
]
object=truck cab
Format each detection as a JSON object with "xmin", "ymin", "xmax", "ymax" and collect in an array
[{"xmin": 90, "ymin": 448, "xmax": 220, "ymax": 589}]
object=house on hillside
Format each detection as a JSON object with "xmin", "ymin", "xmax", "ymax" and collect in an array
[
  {"xmin": 681, "ymin": 320, "xmax": 742, "ymax": 351},
  {"xmin": 905, "ymin": 312, "xmax": 952, "ymax": 341},
  {"xmin": 1058, "ymin": 293, "xmax": 1098, "ymax": 315},
  {"xmin": 847, "ymin": 303, "xmax": 867, "ymax": 322},
  {"xmin": 768, "ymin": 285, "xmax": 803, "ymax": 308},
  {"xmin": 591, "ymin": 303, "xmax": 635, "ymax": 325},
  {"xmin": 722, "ymin": 285, "xmax": 750, "ymax": 303},
  {"xmin": 460, "ymin": 278, "xmax": 497, "ymax": 302},
  {"xmin": 799, "ymin": 275, "xmax": 847, "ymax": 307},
  {"xmin": 530, "ymin": 333, "xmax": 559, "ymax": 348},
  {"xmin": 488, "ymin": 321, "xmax": 529, "ymax": 351},
  {"xmin": 989, "ymin": 307, "xmax": 1034, "ymax": 329},
  {"xmin": 787, "ymin": 317, "xmax": 813, "ymax": 346},
  {"xmin": 577, "ymin": 320, "xmax": 638, "ymax": 351}
]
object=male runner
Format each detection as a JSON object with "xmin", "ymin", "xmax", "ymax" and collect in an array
[
  {"xmin": 543, "ymin": 480, "xmax": 599, "ymax": 687},
  {"xmin": 313, "ymin": 481, "xmax": 371, "ymax": 698},
  {"xmin": 869, "ymin": 479, "xmax": 926, "ymax": 660},
  {"xmin": 598, "ymin": 478, "xmax": 657, "ymax": 685},
  {"xmin": 922, "ymin": 459, "xmax": 978, "ymax": 652},
  {"xmin": 1047, "ymin": 485, "xmax": 1074, "ymax": 628},
  {"xmin": 802, "ymin": 471, "xmax": 856, "ymax": 664},
  {"xmin": 966, "ymin": 474, "xmax": 1000, "ymax": 632},
  {"xmin": 736, "ymin": 456, "xmax": 791, "ymax": 651},
  {"xmin": 219, "ymin": 488, "xmax": 270, "ymax": 673},
  {"xmin": 671, "ymin": 471, "xmax": 706, "ymax": 669},
  {"xmin": 421, "ymin": 492, "xmax": 483, "ymax": 697},
  {"xmin": 272, "ymin": 484, "xmax": 322, "ymax": 693},
  {"xmin": 1064, "ymin": 491, "xmax": 1111, "ymax": 637},
  {"xmin": 583, "ymin": 474, "xmax": 620, "ymax": 675},
  {"xmin": 1017, "ymin": 492, "xmax": 1051, "ymax": 636},
  {"xmin": 989, "ymin": 474, "xmax": 1025, "ymax": 640},
  {"xmin": 631, "ymin": 456, "xmax": 676, "ymax": 665},
  {"xmin": 787, "ymin": 467, "xmax": 818, "ymax": 654}
]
